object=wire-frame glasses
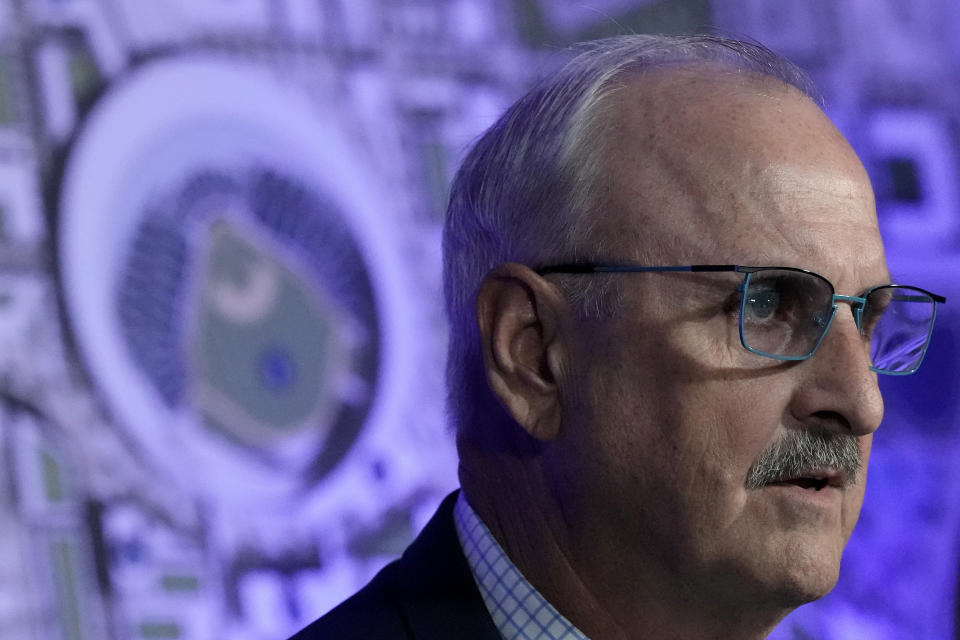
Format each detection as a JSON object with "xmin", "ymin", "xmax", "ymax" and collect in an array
[{"xmin": 535, "ymin": 264, "xmax": 946, "ymax": 375}]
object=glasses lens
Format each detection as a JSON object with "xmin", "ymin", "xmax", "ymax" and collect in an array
[
  {"xmin": 741, "ymin": 269, "xmax": 834, "ymax": 358},
  {"xmin": 864, "ymin": 286, "xmax": 937, "ymax": 373}
]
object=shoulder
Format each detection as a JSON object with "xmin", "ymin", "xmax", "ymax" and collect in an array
[
  {"xmin": 288, "ymin": 491, "xmax": 499, "ymax": 640},
  {"xmin": 288, "ymin": 559, "xmax": 409, "ymax": 639}
]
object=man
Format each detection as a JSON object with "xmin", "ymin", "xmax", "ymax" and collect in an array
[{"xmin": 292, "ymin": 34, "xmax": 945, "ymax": 639}]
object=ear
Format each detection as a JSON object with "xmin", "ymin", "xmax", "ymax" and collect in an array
[{"xmin": 475, "ymin": 263, "xmax": 569, "ymax": 441}]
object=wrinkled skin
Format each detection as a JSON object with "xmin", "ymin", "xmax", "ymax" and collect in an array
[{"xmin": 466, "ymin": 69, "xmax": 887, "ymax": 640}]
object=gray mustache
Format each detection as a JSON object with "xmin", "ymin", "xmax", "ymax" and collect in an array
[{"xmin": 745, "ymin": 428, "xmax": 862, "ymax": 489}]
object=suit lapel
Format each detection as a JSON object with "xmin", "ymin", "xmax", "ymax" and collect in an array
[{"xmin": 397, "ymin": 491, "xmax": 502, "ymax": 640}]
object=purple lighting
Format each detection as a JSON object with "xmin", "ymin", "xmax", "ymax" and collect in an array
[{"xmin": 0, "ymin": 1, "xmax": 955, "ymax": 639}]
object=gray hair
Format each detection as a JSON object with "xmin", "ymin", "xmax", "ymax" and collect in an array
[{"xmin": 442, "ymin": 34, "xmax": 821, "ymax": 439}]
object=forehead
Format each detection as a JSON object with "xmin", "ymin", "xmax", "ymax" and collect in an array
[{"xmin": 595, "ymin": 68, "xmax": 888, "ymax": 286}]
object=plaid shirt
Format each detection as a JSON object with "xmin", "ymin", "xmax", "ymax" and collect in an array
[{"xmin": 454, "ymin": 493, "xmax": 590, "ymax": 640}]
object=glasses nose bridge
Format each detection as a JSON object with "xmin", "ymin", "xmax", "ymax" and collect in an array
[{"xmin": 831, "ymin": 293, "xmax": 868, "ymax": 330}]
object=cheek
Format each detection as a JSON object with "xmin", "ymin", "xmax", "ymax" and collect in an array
[
  {"xmin": 607, "ymin": 372, "xmax": 789, "ymax": 530},
  {"xmin": 668, "ymin": 371, "xmax": 792, "ymax": 475},
  {"xmin": 652, "ymin": 374, "xmax": 810, "ymax": 552},
  {"xmin": 572, "ymin": 316, "xmax": 794, "ymax": 520}
]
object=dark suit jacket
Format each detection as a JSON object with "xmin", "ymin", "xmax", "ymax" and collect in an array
[{"xmin": 290, "ymin": 491, "xmax": 501, "ymax": 639}]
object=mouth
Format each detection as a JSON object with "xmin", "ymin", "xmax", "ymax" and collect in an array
[{"xmin": 766, "ymin": 471, "xmax": 845, "ymax": 492}]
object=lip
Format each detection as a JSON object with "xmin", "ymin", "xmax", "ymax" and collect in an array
[
  {"xmin": 760, "ymin": 482, "xmax": 844, "ymax": 510},
  {"xmin": 765, "ymin": 468, "xmax": 848, "ymax": 491},
  {"xmin": 763, "ymin": 469, "xmax": 850, "ymax": 505},
  {"xmin": 753, "ymin": 468, "xmax": 852, "ymax": 510}
]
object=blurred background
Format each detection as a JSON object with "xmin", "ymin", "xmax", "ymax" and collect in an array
[{"xmin": 0, "ymin": 1, "xmax": 957, "ymax": 639}]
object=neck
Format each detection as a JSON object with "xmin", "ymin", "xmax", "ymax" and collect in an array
[{"xmin": 458, "ymin": 445, "xmax": 791, "ymax": 640}]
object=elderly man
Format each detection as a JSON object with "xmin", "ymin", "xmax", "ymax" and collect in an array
[{"xmin": 292, "ymin": 34, "xmax": 945, "ymax": 639}]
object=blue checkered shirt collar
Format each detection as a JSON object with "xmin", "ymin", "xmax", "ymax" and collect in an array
[{"xmin": 453, "ymin": 492, "xmax": 590, "ymax": 640}]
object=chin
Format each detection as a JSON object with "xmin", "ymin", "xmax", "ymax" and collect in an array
[
  {"xmin": 766, "ymin": 540, "xmax": 844, "ymax": 607},
  {"xmin": 701, "ymin": 534, "xmax": 844, "ymax": 621}
]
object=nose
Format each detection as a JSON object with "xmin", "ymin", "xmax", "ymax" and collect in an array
[{"xmin": 789, "ymin": 306, "xmax": 884, "ymax": 436}]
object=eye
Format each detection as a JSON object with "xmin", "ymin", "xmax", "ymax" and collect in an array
[{"xmin": 746, "ymin": 288, "xmax": 779, "ymax": 321}]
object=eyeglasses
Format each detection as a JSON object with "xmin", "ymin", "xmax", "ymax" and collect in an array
[{"xmin": 536, "ymin": 264, "xmax": 946, "ymax": 375}]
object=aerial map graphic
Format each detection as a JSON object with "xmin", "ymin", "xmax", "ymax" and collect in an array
[{"xmin": 0, "ymin": 1, "xmax": 957, "ymax": 639}]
